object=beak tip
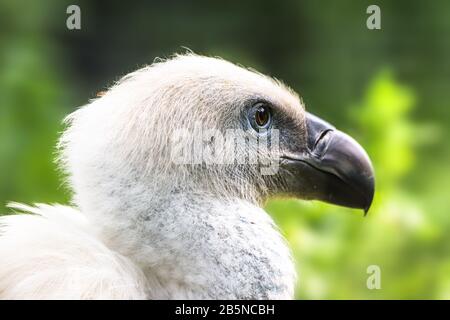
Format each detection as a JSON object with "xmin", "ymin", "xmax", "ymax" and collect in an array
[
  {"xmin": 363, "ymin": 179, "xmax": 375, "ymax": 216},
  {"xmin": 363, "ymin": 207, "xmax": 370, "ymax": 216}
]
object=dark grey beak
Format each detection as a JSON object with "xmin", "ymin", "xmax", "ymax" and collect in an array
[{"xmin": 281, "ymin": 113, "xmax": 375, "ymax": 213}]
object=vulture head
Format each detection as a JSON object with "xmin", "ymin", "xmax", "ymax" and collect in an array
[
  {"xmin": 56, "ymin": 54, "xmax": 374, "ymax": 299},
  {"xmin": 61, "ymin": 54, "xmax": 374, "ymax": 212}
]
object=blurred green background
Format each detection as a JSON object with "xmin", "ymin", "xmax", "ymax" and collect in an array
[{"xmin": 1, "ymin": 0, "xmax": 449, "ymax": 299}]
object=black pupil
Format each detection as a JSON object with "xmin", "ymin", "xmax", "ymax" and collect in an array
[{"xmin": 255, "ymin": 106, "xmax": 269, "ymax": 127}]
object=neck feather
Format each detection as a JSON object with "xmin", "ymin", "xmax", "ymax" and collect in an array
[{"xmin": 78, "ymin": 182, "xmax": 296, "ymax": 299}]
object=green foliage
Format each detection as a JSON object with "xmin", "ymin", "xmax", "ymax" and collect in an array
[
  {"xmin": 267, "ymin": 71, "xmax": 448, "ymax": 299},
  {"xmin": 0, "ymin": 0, "xmax": 70, "ymax": 209}
]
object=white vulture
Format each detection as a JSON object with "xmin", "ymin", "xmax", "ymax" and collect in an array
[{"xmin": 0, "ymin": 54, "xmax": 374, "ymax": 299}]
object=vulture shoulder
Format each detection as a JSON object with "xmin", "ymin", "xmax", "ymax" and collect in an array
[{"xmin": 0, "ymin": 203, "xmax": 147, "ymax": 299}]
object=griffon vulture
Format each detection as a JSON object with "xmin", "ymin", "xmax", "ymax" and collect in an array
[{"xmin": 0, "ymin": 54, "xmax": 374, "ymax": 299}]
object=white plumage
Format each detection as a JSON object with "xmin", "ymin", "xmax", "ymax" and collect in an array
[
  {"xmin": 0, "ymin": 203, "xmax": 148, "ymax": 299},
  {"xmin": 0, "ymin": 55, "xmax": 297, "ymax": 299},
  {"xmin": 0, "ymin": 54, "xmax": 374, "ymax": 299}
]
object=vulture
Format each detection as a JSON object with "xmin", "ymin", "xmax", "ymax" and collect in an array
[{"xmin": 0, "ymin": 54, "xmax": 374, "ymax": 299}]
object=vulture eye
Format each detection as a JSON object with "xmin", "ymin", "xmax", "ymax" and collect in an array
[{"xmin": 249, "ymin": 103, "xmax": 272, "ymax": 131}]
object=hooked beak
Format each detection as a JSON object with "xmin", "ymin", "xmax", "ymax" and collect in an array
[{"xmin": 280, "ymin": 113, "xmax": 375, "ymax": 213}]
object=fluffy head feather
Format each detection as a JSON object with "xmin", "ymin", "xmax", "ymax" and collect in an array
[{"xmin": 59, "ymin": 54, "xmax": 304, "ymax": 208}]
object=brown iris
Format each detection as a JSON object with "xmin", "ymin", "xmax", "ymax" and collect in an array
[{"xmin": 254, "ymin": 105, "xmax": 271, "ymax": 127}]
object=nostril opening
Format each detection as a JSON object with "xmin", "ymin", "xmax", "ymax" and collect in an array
[{"xmin": 313, "ymin": 129, "xmax": 333, "ymax": 150}]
